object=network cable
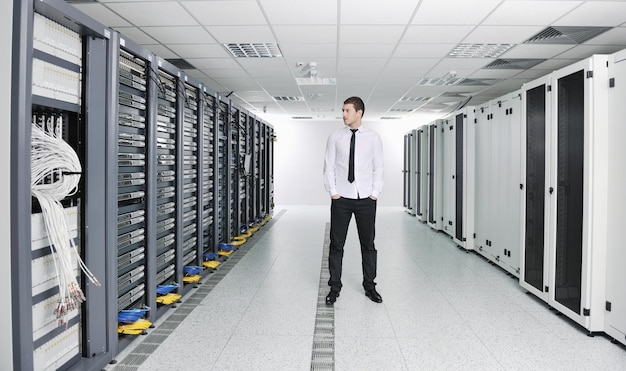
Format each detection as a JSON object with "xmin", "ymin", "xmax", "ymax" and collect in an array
[{"xmin": 31, "ymin": 120, "xmax": 100, "ymax": 325}]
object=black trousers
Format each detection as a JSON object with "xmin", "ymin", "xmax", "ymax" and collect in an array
[{"xmin": 328, "ymin": 197, "xmax": 377, "ymax": 292}]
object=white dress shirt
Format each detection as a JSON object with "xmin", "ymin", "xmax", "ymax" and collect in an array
[{"xmin": 324, "ymin": 126, "xmax": 384, "ymax": 199}]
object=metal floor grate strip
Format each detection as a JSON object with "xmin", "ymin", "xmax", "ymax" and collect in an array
[{"xmin": 310, "ymin": 223, "xmax": 334, "ymax": 371}]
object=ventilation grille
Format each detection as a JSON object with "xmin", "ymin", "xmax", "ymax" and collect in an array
[
  {"xmin": 389, "ymin": 108, "xmax": 414, "ymax": 113},
  {"xmin": 223, "ymin": 43, "xmax": 282, "ymax": 58},
  {"xmin": 484, "ymin": 58, "xmax": 546, "ymax": 69},
  {"xmin": 273, "ymin": 96, "xmax": 304, "ymax": 101},
  {"xmin": 292, "ymin": 116, "xmax": 313, "ymax": 120},
  {"xmin": 456, "ymin": 78, "xmax": 501, "ymax": 86},
  {"xmin": 448, "ymin": 43, "xmax": 513, "ymax": 58},
  {"xmin": 380, "ymin": 117, "xmax": 402, "ymax": 120},
  {"xmin": 524, "ymin": 26, "xmax": 611, "ymax": 44},
  {"xmin": 166, "ymin": 59, "xmax": 196, "ymax": 70},
  {"xmin": 400, "ymin": 96, "xmax": 430, "ymax": 102}
]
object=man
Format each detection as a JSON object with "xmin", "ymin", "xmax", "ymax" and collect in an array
[{"xmin": 323, "ymin": 96, "xmax": 384, "ymax": 305}]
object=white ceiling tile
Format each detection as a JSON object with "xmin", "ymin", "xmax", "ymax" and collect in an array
[
  {"xmin": 340, "ymin": 0, "xmax": 420, "ymax": 25},
  {"xmin": 340, "ymin": 26, "xmax": 405, "ymax": 44},
  {"xmin": 394, "ymin": 44, "xmax": 455, "ymax": 58},
  {"xmin": 71, "ymin": 4, "xmax": 131, "ymax": 27},
  {"xmin": 469, "ymin": 69, "xmax": 524, "ymax": 79},
  {"xmin": 338, "ymin": 44, "xmax": 396, "ymax": 58},
  {"xmin": 483, "ymin": 1, "xmax": 582, "ymax": 25},
  {"xmin": 181, "ymin": 1, "xmax": 266, "ymax": 26},
  {"xmin": 533, "ymin": 58, "xmax": 580, "ymax": 70},
  {"xmin": 214, "ymin": 78, "xmax": 261, "ymax": 90},
  {"xmin": 435, "ymin": 57, "xmax": 494, "ymax": 70},
  {"xmin": 501, "ymin": 44, "xmax": 575, "ymax": 58},
  {"xmin": 141, "ymin": 26, "xmax": 215, "ymax": 44},
  {"xmin": 279, "ymin": 44, "xmax": 337, "ymax": 58},
  {"xmin": 555, "ymin": 44, "xmax": 623, "ymax": 59},
  {"xmin": 115, "ymin": 27, "xmax": 158, "ymax": 45},
  {"xmin": 463, "ymin": 26, "xmax": 546, "ymax": 44},
  {"xmin": 143, "ymin": 44, "xmax": 179, "ymax": 59},
  {"xmin": 273, "ymin": 26, "xmax": 337, "ymax": 44},
  {"xmin": 412, "ymin": 0, "xmax": 502, "ymax": 25},
  {"xmin": 261, "ymin": 0, "xmax": 337, "ymax": 25},
  {"xmin": 381, "ymin": 58, "xmax": 441, "ymax": 77},
  {"xmin": 402, "ymin": 26, "xmax": 474, "ymax": 44},
  {"xmin": 167, "ymin": 43, "xmax": 231, "ymax": 58},
  {"xmin": 205, "ymin": 25, "xmax": 276, "ymax": 43},
  {"xmin": 106, "ymin": 2, "xmax": 198, "ymax": 26},
  {"xmin": 553, "ymin": 1, "xmax": 626, "ymax": 27},
  {"xmin": 584, "ymin": 26, "xmax": 626, "ymax": 45},
  {"xmin": 186, "ymin": 58, "xmax": 240, "ymax": 69}
]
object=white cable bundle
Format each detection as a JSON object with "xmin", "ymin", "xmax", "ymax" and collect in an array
[{"xmin": 30, "ymin": 119, "xmax": 100, "ymax": 325}]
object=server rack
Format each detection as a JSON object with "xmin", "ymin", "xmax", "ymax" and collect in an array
[
  {"xmin": 402, "ymin": 131, "xmax": 412, "ymax": 213},
  {"xmin": 229, "ymin": 106, "xmax": 241, "ymax": 240},
  {"xmin": 181, "ymin": 79, "xmax": 200, "ymax": 273},
  {"xmin": 474, "ymin": 94, "xmax": 522, "ymax": 272},
  {"xmin": 409, "ymin": 129, "xmax": 418, "ymax": 216},
  {"xmin": 416, "ymin": 127, "xmax": 428, "ymax": 222},
  {"xmin": 113, "ymin": 35, "xmax": 155, "ymax": 348},
  {"xmin": 605, "ymin": 48, "xmax": 626, "ymax": 347},
  {"xmin": 216, "ymin": 100, "xmax": 231, "ymax": 247},
  {"xmin": 442, "ymin": 117, "xmax": 455, "ymax": 237},
  {"xmin": 13, "ymin": 1, "xmax": 112, "ymax": 370},
  {"xmin": 200, "ymin": 88, "xmax": 217, "ymax": 257},
  {"xmin": 450, "ymin": 107, "xmax": 476, "ymax": 250},
  {"xmin": 520, "ymin": 56, "xmax": 609, "ymax": 332},
  {"xmin": 426, "ymin": 120, "xmax": 444, "ymax": 231}
]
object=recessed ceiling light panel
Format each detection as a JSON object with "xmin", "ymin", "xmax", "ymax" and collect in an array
[
  {"xmin": 448, "ymin": 43, "xmax": 513, "ymax": 58},
  {"xmin": 223, "ymin": 43, "xmax": 282, "ymax": 58}
]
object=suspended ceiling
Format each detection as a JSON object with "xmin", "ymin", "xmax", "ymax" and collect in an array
[{"xmin": 69, "ymin": 0, "xmax": 626, "ymax": 121}]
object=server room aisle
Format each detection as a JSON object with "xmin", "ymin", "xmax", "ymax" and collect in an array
[{"xmin": 112, "ymin": 206, "xmax": 626, "ymax": 371}]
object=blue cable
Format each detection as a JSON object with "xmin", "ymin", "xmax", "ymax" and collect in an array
[
  {"xmin": 156, "ymin": 283, "xmax": 179, "ymax": 295},
  {"xmin": 184, "ymin": 266, "xmax": 201, "ymax": 275},
  {"xmin": 203, "ymin": 252, "xmax": 217, "ymax": 261}
]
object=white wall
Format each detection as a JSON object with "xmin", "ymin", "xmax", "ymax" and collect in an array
[{"xmin": 268, "ymin": 113, "xmax": 442, "ymax": 206}]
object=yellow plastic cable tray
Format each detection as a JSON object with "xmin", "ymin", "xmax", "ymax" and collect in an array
[
  {"xmin": 202, "ymin": 260, "xmax": 220, "ymax": 269},
  {"xmin": 156, "ymin": 293, "xmax": 181, "ymax": 305},
  {"xmin": 230, "ymin": 238, "xmax": 246, "ymax": 246},
  {"xmin": 183, "ymin": 274, "xmax": 201, "ymax": 283},
  {"xmin": 117, "ymin": 319, "xmax": 152, "ymax": 335},
  {"xmin": 218, "ymin": 249, "xmax": 233, "ymax": 257}
]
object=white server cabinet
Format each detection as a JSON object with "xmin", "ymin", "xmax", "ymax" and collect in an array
[
  {"xmin": 416, "ymin": 127, "xmax": 428, "ymax": 222},
  {"xmin": 450, "ymin": 107, "xmax": 476, "ymax": 250},
  {"xmin": 442, "ymin": 117, "xmax": 455, "ymax": 237},
  {"xmin": 475, "ymin": 94, "xmax": 522, "ymax": 275},
  {"xmin": 403, "ymin": 131, "xmax": 412, "ymax": 213},
  {"xmin": 605, "ymin": 49, "xmax": 626, "ymax": 347},
  {"xmin": 474, "ymin": 102, "xmax": 494, "ymax": 259},
  {"xmin": 426, "ymin": 120, "xmax": 444, "ymax": 231},
  {"xmin": 409, "ymin": 129, "xmax": 418, "ymax": 215},
  {"xmin": 521, "ymin": 56, "xmax": 609, "ymax": 332}
]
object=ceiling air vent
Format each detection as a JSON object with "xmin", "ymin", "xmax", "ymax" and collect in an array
[
  {"xmin": 166, "ymin": 59, "xmax": 196, "ymax": 70},
  {"xmin": 380, "ymin": 117, "xmax": 402, "ymax": 120},
  {"xmin": 292, "ymin": 116, "xmax": 313, "ymax": 120},
  {"xmin": 484, "ymin": 58, "xmax": 546, "ymax": 69},
  {"xmin": 524, "ymin": 26, "xmax": 611, "ymax": 44},
  {"xmin": 448, "ymin": 43, "xmax": 513, "ymax": 58},
  {"xmin": 399, "ymin": 96, "xmax": 430, "ymax": 102},
  {"xmin": 389, "ymin": 108, "xmax": 414, "ymax": 113},
  {"xmin": 456, "ymin": 78, "xmax": 501, "ymax": 86},
  {"xmin": 223, "ymin": 43, "xmax": 282, "ymax": 58},
  {"xmin": 273, "ymin": 96, "xmax": 304, "ymax": 101}
]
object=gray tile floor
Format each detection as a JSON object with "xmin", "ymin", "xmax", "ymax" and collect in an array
[{"xmin": 111, "ymin": 206, "xmax": 626, "ymax": 371}]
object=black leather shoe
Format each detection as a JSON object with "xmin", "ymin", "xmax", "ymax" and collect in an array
[
  {"xmin": 365, "ymin": 289, "xmax": 382, "ymax": 303},
  {"xmin": 325, "ymin": 290, "xmax": 340, "ymax": 305}
]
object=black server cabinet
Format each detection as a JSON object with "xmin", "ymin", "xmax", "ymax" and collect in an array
[
  {"xmin": 182, "ymin": 82, "xmax": 200, "ymax": 270},
  {"xmin": 114, "ymin": 37, "xmax": 154, "ymax": 340},
  {"xmin": 216, "ymin": 100, "xmax": 230, "ymax": 246},
  {"xmin": 201, "ymin": 89, "xmax": 217, "ymax": 256}
]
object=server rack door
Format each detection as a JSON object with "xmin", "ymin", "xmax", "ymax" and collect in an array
[
  {"xmin": 554, "ymin": 69, "xmax": 585, "ymax": 315},
  {"xmin": 502, "ymin": 93, "xmax": 523, "ymax": 276},
  {"xmin": 473, "ymin": 105, "xmax": 491, "ymax": 254},
  {"xmin": 521, "ymin": 76, "xmax": 551, "ymax": 298},
  {"xmin": 442, "ymin": 118, "xmax": 455, "ymax": 236},
  {"xmin": 416, "ymin": 129, "xmax": 423, "ymax": 217},
  {"xmin": 428, "ymin": 124, "xmax": 436, "ymax": 224},
  {"xmin": 454, "ymin": 112, "xmax": 464, "ymax": 243},
  {"xmin": 409, "ymin": 129, "xmax": 418, "ymax": 215},
  {"xmin": 606, "ymin": 51, "xmax": 626, "ymax": 346},
  {"xmin": 403, "ymin": 134, "xmax": 409, "ymax": 209}
]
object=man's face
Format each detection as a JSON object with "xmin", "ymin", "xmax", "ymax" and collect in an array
[{"xmin": 342, "ymin": 103, "xmax": 361, "ymax": 127}]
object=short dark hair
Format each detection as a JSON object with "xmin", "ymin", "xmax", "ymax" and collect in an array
[{"xmin": 344, "ymin": 96, "xmax": 365, "ymax": 117}]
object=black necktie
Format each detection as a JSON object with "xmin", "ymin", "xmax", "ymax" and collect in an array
[{"xmin": 348, "ymin": 129, "xmax": 357, "ymax": 183}]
